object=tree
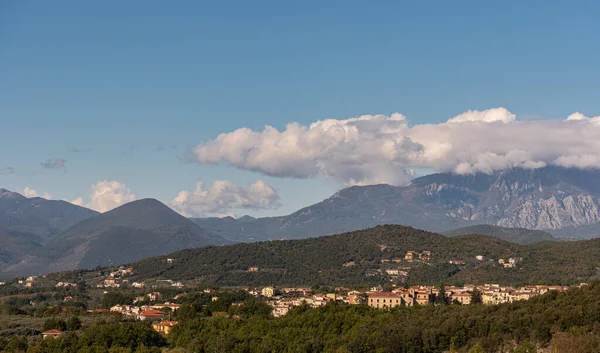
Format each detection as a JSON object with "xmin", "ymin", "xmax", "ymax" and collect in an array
[
  {"xmin": 6, "ymin": 336, "xmax": 28, "ymax": 352},
  {"xmin": 43, "ymin": 318, "xmax": 67, "ymax": 331},
  {"xmin": 238, "ymin": 298, "xmax": 272, "ymax": 318},
  {"xmin": 468, "ymin": 343, "xmax": 484, "ymax": 353},
  {"xmin": 471, "ymin": 288, "xmax": 483, "ymax": 305},
  {"xmin": 513, "ymin": 339, "xmax": 537, "ymax": 353},
  {"xmin": 101, "ymin": 291, "xmax": 134, "ymax": 308},
  {"xmin": 436, "ymin": 284, "xmax": 448, "ymax": 305},
  {"xmin": 66, "ymin": 316, "xmax": 82, "ymax": 331}
]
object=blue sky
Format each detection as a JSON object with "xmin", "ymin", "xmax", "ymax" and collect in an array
[{"xmin": 1, "ymin": 0, "xmax": 599, "ymax": 217}]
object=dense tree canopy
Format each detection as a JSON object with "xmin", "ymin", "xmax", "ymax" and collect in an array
[{"xmin": 130, "ymin": 225, "xmax": 600, "ymax": 287}]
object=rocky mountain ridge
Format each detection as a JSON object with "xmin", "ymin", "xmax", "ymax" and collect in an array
[{"xmin": 193, "ymin": 167, "xmax": 600, "ymax": 241}]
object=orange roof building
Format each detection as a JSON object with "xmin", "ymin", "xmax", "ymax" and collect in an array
[
  {"xmin": 152, "ymin": 321, "xmax": 178, "ymax": 334},
  {"xmin": 42, "ymin": 329, "xmax": 65, "ymax": 339}
]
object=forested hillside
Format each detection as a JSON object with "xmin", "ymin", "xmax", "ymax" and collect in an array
[
  {"xmin": 130, "ymin": 225, "xmax": 600, "ymax": 287},
  {"xmin": 443, "ymin": 224, "xmax": 555, "ymax": 244}
]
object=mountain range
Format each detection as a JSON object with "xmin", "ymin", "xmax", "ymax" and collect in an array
[
  {"xmin": 2, "ymin": 166, "xmax": 600, "ymax": 277},
  {"xmin": 0, "ymin": 195, "xmax": 228, "ymax": 277},
  {"xmin": 193, "ymin": 167, "xmax": 600, "ymax": 242},
  {"xmin": 0, "ymin": 188, "xmax": 98, "ymax": 237}
]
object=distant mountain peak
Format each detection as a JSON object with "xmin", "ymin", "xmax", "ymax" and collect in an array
[
  {"xmin": 122, "ymin": 198, "xmax": 165, "ymax": 206},
  {"xmin": 237, "ymin": 215, "xmax": 255, "ymax": 221},
  {"xmin": 0, "ymin": 188, "xmax": 25, "ymax": 200},
  {"xmin": 101, "ymin": 198, "xmax": 184, "ymax": 219}
]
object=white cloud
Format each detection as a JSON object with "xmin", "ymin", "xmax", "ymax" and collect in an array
[
  {"xmin": 82, "ymin": 181, "xmax": 136, "ymax": 212},
  {"xmin": 191, "ymin": 108, "xmax": 600, "ymax": 185},
  {"xmin": 69, "ymin": 197, "xmax": 84, "ymax": 206},
  {"xmin": 194, "ymin": 113, "xmax": 418, "ymax": 186},
  {"xmin": 566, "ymin": 112, "xmax": 600, "ymax": 125},
  {"xmin": 23, "ymin": 187, "xmax": 52, "ymax": 200},
  {"xmin": 170, "ymin": 180, "xmax": 281, "ymax": 217},
  {"xmin": 22, "ymin": 182, "xmax": 134, "ymax": 212},
  {"xmin": 446, "ymin": 107, "xmax": 516, "ymax": 123}
]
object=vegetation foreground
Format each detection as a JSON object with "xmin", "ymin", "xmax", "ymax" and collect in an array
[{"xmin": 0, "ymin": 282, "xmax": 598, "ymax": 352}]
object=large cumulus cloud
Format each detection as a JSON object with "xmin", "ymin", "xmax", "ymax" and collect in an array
[
  {"xmin": 192, "ymin": 108, "xmax": 600, "ymax": 185},
  {"xmin": 170, "ymin": 180, "xmax": 281, "ymax": 218},
  {"xmin": 83, "ymin": 181, "xmax": 136, "ymax": 212}
]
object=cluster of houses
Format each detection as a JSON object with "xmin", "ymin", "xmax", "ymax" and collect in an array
[
  {"xmin": 498, "ymin": 258, "xmax": 518, "ymax": 268},
  {"xmin": 56, "ymin": 281, "xmax": 78, "ymax": 288},
  {"xmin": 478, "ymin": 283, "xmax": 574, "ymax": 304},
  {"xmin": 109, "ymin": 302, "xmax": 181, "ymax": 320},
  {"xmin": 379, "ymin": 250, "xmax": 432, "ymax": 263},
  {"xmin": 258, "ymin": 283, "xmax": 588, "ymax": 316},
  {"xmin": 17, "ymin": 276, "xmax": 38, "ymax": 288},
  {"xmin": 447, "ymin": 256, "xmax": 519, "ymax": 268},
  {"xmin": 96, "ymin": 267, "xmax": 133, "ymax": 288},
  {"xmin": 366, "ymin": 283, "xmax": 582, "ymax": 308},
  {"xmin": 268, "ymin": 291, "xmax": 362, "ymax": 317},
  {"xmin": 94, "ymin": 268, "xmax": 184, "ymax": 289}
]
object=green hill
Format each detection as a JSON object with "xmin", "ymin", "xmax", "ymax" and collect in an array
[
  {"xmin": 129, "ymin": 224, "xmax": 600, "ymax": 287},
  {"xmin": 443, "ymin": 224, "xmax": 555, "ymax": 244}
]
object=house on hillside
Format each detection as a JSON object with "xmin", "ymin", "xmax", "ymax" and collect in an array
[
  {"xmin": 272, "ymin": 305, "xmax": 290, "ymax": 317},
  {"xmin": 147, "ymin": 292, "xmax": 160, "ymax": 301},
  {"xmin": 56, "ymin": 282, "xmax": 77, "ymax": 288},
  {"xmin": 348, "ymin": 291, "xmax": 363, "ymax": 305},
  {"xmin": 367, "ymin": 292, "xmax": 403, "ymax": 309},
  {"xmin": 137, "ymin": 310, "xmax": 166, "ymax": 321},
  {"xmin": 151, "ymin": 303, "xmax": 181, "ymax": 311},
  {"xmin": 450, "ymin": 293, "xmax": 472, "ymax": 305},
  {"xmin": 420, "ymin": 251, "xmax": 432, "ymax": 261},
  {"xmin": 120, "ymin": 267, "xmax": 133, "ymax": 275},
  {"xmin": 42, "ymin": 330, "xmax": 64, "ymax": 339},
  {"xmin": 404, "ymin": 251, "xmax": 416, "ymax": 261},
  {"xmin": 448, "ymin": 259, "xmax": 465, "ymax": 265},
  {"xmin": 152, "ymin": 321, "xmax": 178, "ymax": 334},
  {"xmin": 262, "ymin": 286, "xmax": 275, "ymax": 297},
  {"xmin": 104, "ymin": 278, "xmax": 119, "ymax": 287},
  {"xmin": 414, "ymin": 291, "xmax": 431, "ymax": 305}
]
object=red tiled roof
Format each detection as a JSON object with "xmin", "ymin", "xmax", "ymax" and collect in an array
[
  {"xmin": 156, "ymin": 321, "xmax": 178, "ymax": 327},
  {"xmin": 367, "ymin": 292, "xmax": 401, "ymax": 298},
  {"xmin": 42, "ymin": 329, "xmax": 64, "ymax": 335},
  {"xmin": 139, "ymin": 310, "xmax": 166, "ymax": 317}
]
